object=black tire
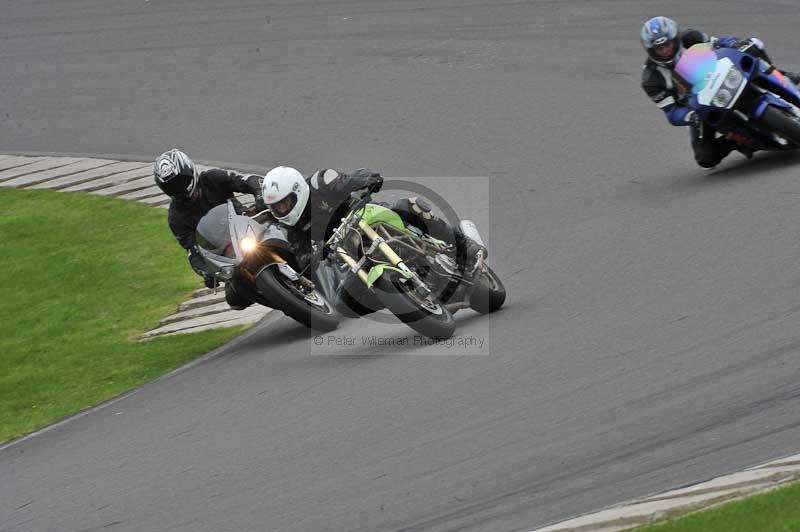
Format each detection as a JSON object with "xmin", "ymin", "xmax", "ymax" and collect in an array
[
  {"xmin": 469, "ymin": 264, "xmax": 506, "ymax": 314},
  {"xmin": 759, "ymin": 105, "xmax": 800, "ymax": 146},
  {"xmin": 373, "ymin": 275, "xmax": 456, "ymax": 339},
  {"xmin": 337, "ymin": 274, "xmax": 384, "ymax": 317},
  {"xmin": 255, "ymin": 267, "xmax": 340, "ymax": 332}
]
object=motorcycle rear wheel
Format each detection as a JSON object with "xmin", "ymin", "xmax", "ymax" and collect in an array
[{"xmin": 469, "ymin": 264, "xmax": 506, "ymax": 314}]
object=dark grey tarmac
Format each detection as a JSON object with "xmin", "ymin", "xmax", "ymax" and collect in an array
[{"xmin": 3, "ymin": 1, "xmax": 800, "ymax": 531}]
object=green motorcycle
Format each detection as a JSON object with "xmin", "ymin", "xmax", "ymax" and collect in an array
[{"xmin": 323, "ymin": 190, "xmax": 505, "ymax": 339}]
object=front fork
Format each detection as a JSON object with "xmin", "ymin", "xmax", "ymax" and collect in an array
[{"xmin": 337, "ymin": 220, "xmax": 429, "ymax": 294}]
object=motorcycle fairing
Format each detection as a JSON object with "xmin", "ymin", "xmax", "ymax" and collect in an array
[
  {"xmin": 195, "ymin": 203, "xmax": 232, "ymax": 254},
  {"xmin": 676, "ymin": 43, "xmax": 799, "ymax": 149}
]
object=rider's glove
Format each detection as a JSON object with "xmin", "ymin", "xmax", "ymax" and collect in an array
[
  {"xmin": 365, "ymin": 174, "xmax": 383, "ymax": 193},
  {"xmin": 253, "ymin": 192, "xmax": 267, "ymax": 213},
  {"xmin": 351, "ymin": 168, "xmax": 383, "ymax": 191},
  {"xmin": 189, "ymin": 246, "xmax": 216, "ymax": 289}
]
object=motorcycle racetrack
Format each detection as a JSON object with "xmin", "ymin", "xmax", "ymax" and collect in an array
[{"xmin": 2, "ymin": 1, "xmax": 800, "ymax": 531}]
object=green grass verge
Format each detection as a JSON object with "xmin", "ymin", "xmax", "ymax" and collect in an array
[
  {"xmin": 633, "ymin": 479, "xmax": 800, "ymax": 532},
  {"xmin": 0, "ymin": 188, "xmax": 246, "ymax": 443}
]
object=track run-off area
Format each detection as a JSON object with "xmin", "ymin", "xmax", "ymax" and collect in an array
[{"xmin": 2, "ymin": 1, "xmax": 800, "ymax": 531}]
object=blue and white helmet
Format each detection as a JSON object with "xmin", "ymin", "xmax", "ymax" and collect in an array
[
  {"xmin": 262, "ymin": 166, "xmax": 309, "ymax": 227},
  {"xmin": 153, "ymin": 149, "xmax": 198, "ymax": 200},
  {"xmin": 641, "ymin": 16, "xmax": 681, "ymax": 67}
]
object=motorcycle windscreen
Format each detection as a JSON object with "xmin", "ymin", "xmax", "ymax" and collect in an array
[
  {"xmin": 195, "ymin": 204, "xmax": 232, "ymax": 254},
  {"xmin": 259, "ymin": 223, "xmax": 293, "ymax": 251},
  {"xmin": 675, "ymin": 43, "xmax": 718, "ymax": 94}
]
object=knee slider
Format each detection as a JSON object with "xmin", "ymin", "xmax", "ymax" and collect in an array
[
  {"xmin": 408, "ymin": 196, "xmax": 433, "ymax": 220},
  {"xmin": 695, "ymin": 150, "xmax": 721, "ymax": 168}
]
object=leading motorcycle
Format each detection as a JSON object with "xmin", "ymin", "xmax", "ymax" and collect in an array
[{"xmin": 675, "ymin": 42, "xmax": 800, "ymax": 150}]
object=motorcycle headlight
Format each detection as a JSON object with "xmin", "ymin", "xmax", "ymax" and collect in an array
[
  {"xmin": 240, "ymin": 236, "xmax": 257, "ymax": 254},
  {"xmin": 723, "ymin": 68, "xmax": 744, "ymax": 89},
  {"xmin": 220, "ymin": 266, "xmax": 235, "ymax": 280},
  {"xmin": 712, "ymin": 88, "xmax": 733, "ymax": 107}
]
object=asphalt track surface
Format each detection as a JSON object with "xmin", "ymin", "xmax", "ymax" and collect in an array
[{"xmin": 3, "ymin": 1, "xmax": 800, "ymax": 531}]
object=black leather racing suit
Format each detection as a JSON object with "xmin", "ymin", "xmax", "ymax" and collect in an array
[{"xmin": 642, "ymin": 30, "xmax": 800, "ymax": 168}]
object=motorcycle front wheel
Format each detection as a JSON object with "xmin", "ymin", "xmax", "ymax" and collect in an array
[
  {"xmin": 759, "ymin": 105, "xmax": 800, "ymax": 146},
  {"xmin": 373, "ymin": 275, "xmax": 455, "ymax": 339},
  {"xmin": 255, "ymin": 267, "xmax": 340, "ymax": 332}
]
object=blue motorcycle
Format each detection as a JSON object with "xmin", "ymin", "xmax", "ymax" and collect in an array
[{"xmin": 675, "ymin": 43, "xmax": 800, "ymax": 150}]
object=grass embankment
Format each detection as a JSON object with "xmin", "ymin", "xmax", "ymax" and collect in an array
[
  {"xmin": 0, "ymin": 188, "xmax": 245, "ymax": 443},
  {"xmin": 633, "ymin": 479, "xmax": 800, "ymax": 532}
]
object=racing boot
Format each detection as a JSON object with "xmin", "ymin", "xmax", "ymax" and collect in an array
[
  {"xmin": 781, "ymin": 70, "xmax": 800, "ymax": 87},
  {"xmin": 454, "ymin": 227, "xmax": 487, "ymax": 277},
  {"xmin": 225, "ymin": 281, "xmax": 252, "ymax": 311},
  {"xmin": 726, "ymin": 133, "xmax": 755, "ymax": 160}
]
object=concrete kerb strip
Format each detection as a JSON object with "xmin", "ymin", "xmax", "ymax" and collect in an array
[
  {"xmin": 0, "ymin": 156, "xmax": 84, "ymax": 182},
  {"xmin": 0, "ymin": 156, "xmax": 49, "ymax": 172},
  {"xmin": 530, "ymin": 452, "xmax": 800, "ymax": 532},
  {"xmin": 179, "ymin": 291, "xmax": 227, "ymax": 312},
  {"xmin": 62, "ymin": 166, "xmax": 153, "ymax": 192},
  {"xmin": 140, "ymin": 305, "xmax": 267, "ymax": 339},
  {"xmin": 30, "ymin": 161, "xmax": 148, "ymax": 190},
  {"xmin": 160, "ymin": 301, "xmax": 236, "ymax": 325},
  {"xmin": 91, "ymin": 175, "xmax": 158, "ymax": 196},
  {"xmin": 1, "ymin": 159, "xmax": 121, "ymax": 188},
  {"xmin": 0, "ymin": 154, "xmax": 271, "ymax": 338}
]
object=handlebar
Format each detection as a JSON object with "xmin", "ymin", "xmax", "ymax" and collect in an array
[
  {"xmin": 325, "ymin": 189, "xmax": 374, "ymax": 252},
  {"xmin": 347, "ymin": 187, "xmax": 375, "ymax": 210}
]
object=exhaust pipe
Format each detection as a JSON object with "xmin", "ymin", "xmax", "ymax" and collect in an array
[{"xmin": 458, "ymin": 220, "xmax": 484, "ymax": 247}]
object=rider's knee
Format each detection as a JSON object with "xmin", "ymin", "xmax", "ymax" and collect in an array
[
  {"xmin": 225, "ymin": 281, "xmax": 252, "ymax": 310},
  {"xmin": 694, "ymin": 144, "xmax": 731, "ymax": 168},
  {"xmin": 694, "ymin": 151, "xmax": 721, "ymax": 168},
  {"xmin": 407, "ymin": 196, "xmax": 434, "ymax": 220}
]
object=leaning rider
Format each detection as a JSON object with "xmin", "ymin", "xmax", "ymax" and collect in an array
[
  {"xmin": 153, "ymin": 148, "xmax": 266, "ymax": 310},
  {"xmin": 640, "ymin": 16, "xmax": 800, "ymax": 168}
]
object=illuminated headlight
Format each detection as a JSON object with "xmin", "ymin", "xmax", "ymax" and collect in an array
[
  {"xmin": 240, "ymin": 236, "xmax": 257, "ymax": 253},
  {"xmin": 723, "ymin": 68, "xmax": 744, "ymax": 89},
  {"xmin": 712, "ymin": 88, "xmax": 733, "ymax": 107}
]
